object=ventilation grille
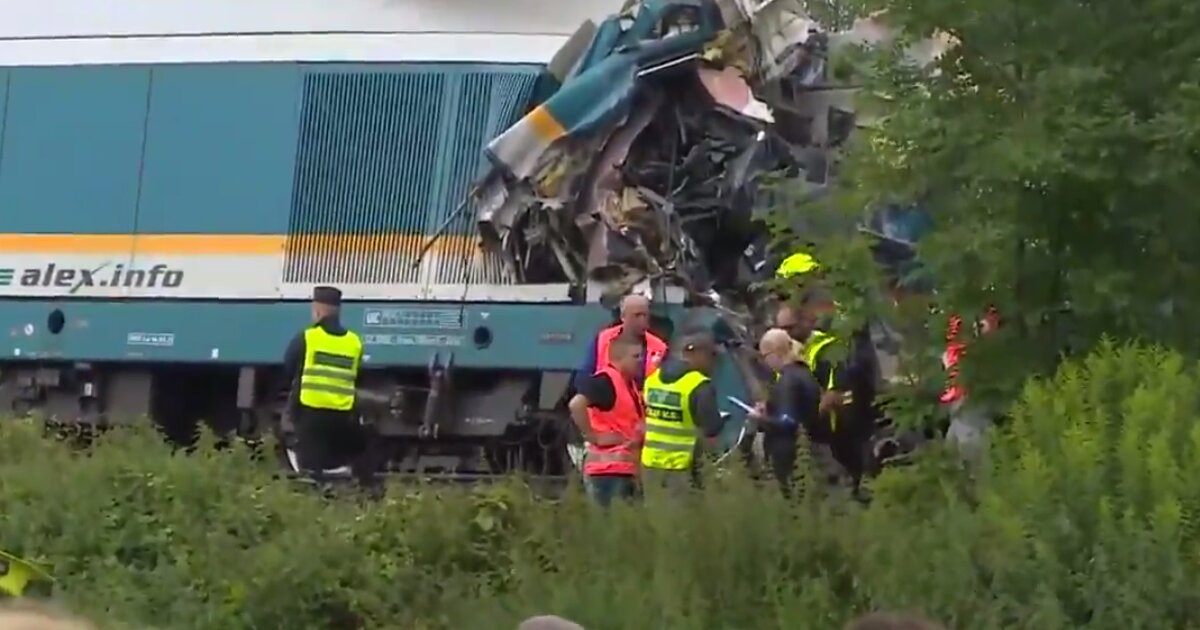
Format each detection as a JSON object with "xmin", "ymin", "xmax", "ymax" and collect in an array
[
  {"xmin": 283, "ymin": 66, "xmax": 539, "ymax": 287},
  {"xmin": 425, "ymin": 70, "xmax": 538, "ymax": 286}
]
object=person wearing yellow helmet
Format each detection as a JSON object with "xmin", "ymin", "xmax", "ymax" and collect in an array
[
  {"xmin": 775, "ymin": 251, "xmax": 821, "ymax": 279},
  {"xmin": 774, "ymin": 249, "xmax": 825, "ymax": 363}
]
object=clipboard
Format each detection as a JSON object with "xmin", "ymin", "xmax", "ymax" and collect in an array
[
  {"xmin": 714, "ymin": 396, "xmax": 756, "ymax": 465},
  {"xmin": 726, "ymin": 396, "xmax": 756, "ymax": 414}
]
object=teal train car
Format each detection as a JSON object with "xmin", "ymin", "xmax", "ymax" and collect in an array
[{"xmin": 0, "ymin": 0, "xmax": 751, "ymax": 478}]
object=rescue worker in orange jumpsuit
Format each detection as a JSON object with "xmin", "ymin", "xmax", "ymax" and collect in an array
[
  {"xmin": 568, "ymin": 334, "xmax": 646, "ymax": 506},
  {"xmin": 942, "ymin": 307, "xmax": 1000, "ymax": 464}
]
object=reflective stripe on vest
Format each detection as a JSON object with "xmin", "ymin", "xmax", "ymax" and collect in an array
[
  {"xmin": 594, "ymin": 325, "xmax": 668, "ymax": 381},
  {"xmin": 802, "ymin": 331, "xmax": 838, "ymax": 390},
  {"xmin": 802, "ymin": 330, "xmax": 839, "ymax": 431},
  {"xmin": 585, "ymin": 365, "xmax": 645, "ymax": 476},
  {"xmin": 640, "ymin": 368, "xmax": 709, "ymax": 471},
  {"xmin": 299, "ymin": 326, "xmax": 363, "ymax": 412}
]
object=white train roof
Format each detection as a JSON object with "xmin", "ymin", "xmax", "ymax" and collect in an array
[{"xmin": 0, "ymin": 0, "xmax": 619, "ymax": 66}]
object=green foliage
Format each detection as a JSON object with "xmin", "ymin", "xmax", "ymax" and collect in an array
[
  {"xmin": 4, "ymin": 343, "xmax": 1200, "ymax": 628},
  {"xmin": 773, "ymin": 0, "xmax": 1200, "ymax": 423},
  {"xmin": 800, "ymin": 0, "xmax": 866, "ymax": 31}
]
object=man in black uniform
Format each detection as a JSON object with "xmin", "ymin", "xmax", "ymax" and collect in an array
[
  {"xmin": 776, "ymin": 291, "xmax": 881, "ymax": 495},
  {"xmin": 282, "ymin": 286, "xmax": 372, "ymax": 486}
]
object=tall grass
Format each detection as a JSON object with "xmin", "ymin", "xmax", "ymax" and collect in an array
[{"xmin": 1, "ymin": 342, "xmax": 1198, "ymax": 629}]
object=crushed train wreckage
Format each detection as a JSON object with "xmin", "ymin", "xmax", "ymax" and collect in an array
[
  {"xmin": 466, "ymin": 0, "xmax": 954, "ymax": 470},
  {"xmin": 471, "ymin": 0, "xmax": 867, "ymax": 309},
  {"xmin": 468, "ymin": 0, "xmax": 950, "ymax": 357}
]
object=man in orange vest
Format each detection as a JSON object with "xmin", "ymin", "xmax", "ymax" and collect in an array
[
  {"xmin": 568, "ymin": 333, "xmax": 646, "ymax": 506},
  {"xmin": 573, "ymin": 294, "xmax": 668, "ymax": 393}
]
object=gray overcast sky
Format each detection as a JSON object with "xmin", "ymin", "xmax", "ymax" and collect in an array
[{"xmin": 0, "ymin": 0, "xmax": 618, "ymax": 38}]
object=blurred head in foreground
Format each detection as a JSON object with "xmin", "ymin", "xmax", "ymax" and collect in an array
[
  {"xmin": 517, "ymin": 615, "xmax": 585, "ymax": 630},
  {"xmin": 844, "ymin": 611, "xmax": 946, "ymax": 630},
  {"xmin": 0, "ymin": 601, "xmax": 96, "ymax": 630}
]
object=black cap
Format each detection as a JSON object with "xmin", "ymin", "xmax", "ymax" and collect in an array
[
  {"xmin": 679, "ymin": 328, "xmax": 716, "ymax": 353},
  {"xmin": 313, "ymin": 286, "xmax": 342, "ymax": 306}
]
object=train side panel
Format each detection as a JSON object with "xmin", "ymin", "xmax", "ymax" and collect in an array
[
  {"xmin": 0, "ymin": 62, "xmax": 561, "ymax": 302},
  {"xmin": 0, "ymin": 56, "xmax": 752, "ymax": 476}
]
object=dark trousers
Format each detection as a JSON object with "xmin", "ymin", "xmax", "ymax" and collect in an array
[
  {"xmin": 294, "ymin": 407, "xmax": 378, "ymax": 489},
  {"xmin": 763, "ymin": 433, "xmax": 798, "ymax": 498},
  {"xmin": 829, "ymin": 432, "xmax": 869, "ymax": 489},
  {"xmin": 586, "ymin": 474, "xmax": 637, "ymax": 507}
]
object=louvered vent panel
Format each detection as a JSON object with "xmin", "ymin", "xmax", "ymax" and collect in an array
[
  {"xmin": 284, "ymin": 70, "xmax": 446, "ymax": 284},
  {"xmin": 426, "ymin": 70, "xmax": 540, "ymax": 286}
]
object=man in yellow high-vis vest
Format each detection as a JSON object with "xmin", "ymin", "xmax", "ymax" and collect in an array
[
  {"xmin": 282, "ymin": 286, "xmax": 368, "ymax": 484},
  {"xmin": 774, "ymin": 293, "xmax": 847, "ymax": 419},
  {"xmin": 776, "ymin": 290, "xmax": 876, "ymax": 495},
  {"xmin": 641, "ymin": 330, "xmax": 724, "ymax": 499}
]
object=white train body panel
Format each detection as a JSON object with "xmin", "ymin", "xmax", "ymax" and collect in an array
[{"xmin": 0, "ymin": 0, "xmax": 614, "ymax": 301}]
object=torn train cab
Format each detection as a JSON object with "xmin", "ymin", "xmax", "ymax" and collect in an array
[{"xmin": 0, "ymin": 0, "xmax": 757, "ymax": 480}]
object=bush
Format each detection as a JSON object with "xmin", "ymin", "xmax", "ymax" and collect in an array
[{"xmin": 2, "ymin": 341, "xmax": 1200, "ymax": 629}]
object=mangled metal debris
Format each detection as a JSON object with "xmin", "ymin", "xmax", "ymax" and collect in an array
[
  {"xmin": 464, "ymin": 0, "xmax": 954, "ymax": 468},
  {"xmin": 470, "ymin": 0, "xmax": 875, "ymax": 302},
  {"xmin": 468, "ymin": 0, "xmax": 957, "ymax": 312}
]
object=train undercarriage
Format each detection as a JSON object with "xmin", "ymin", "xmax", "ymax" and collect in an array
[{"xmin": 0, "ymin": 359, "xmax": 576, "ymax": 480}]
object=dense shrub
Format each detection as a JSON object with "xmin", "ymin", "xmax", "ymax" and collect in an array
[{"xmin": 2, "ymin": 342, "xmax": 1200, "ymax": 629}]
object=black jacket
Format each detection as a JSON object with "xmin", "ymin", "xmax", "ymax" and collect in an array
[
  {"xmin": 762, "ymin": 361, "xmax": 823, "ymax": 441},
  {"xmin": 810, "ymin": 327, "xmax": 880, "ymax": 441}
]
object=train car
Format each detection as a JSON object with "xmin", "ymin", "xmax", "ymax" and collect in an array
[{"xmin": 0, "ymin": 0, "xmax": 751, "ymax": 478}]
